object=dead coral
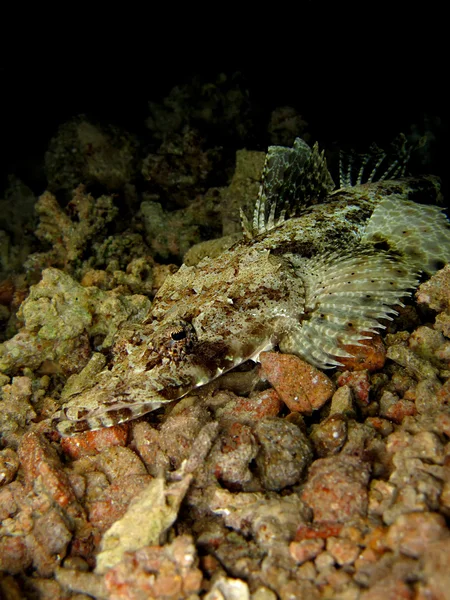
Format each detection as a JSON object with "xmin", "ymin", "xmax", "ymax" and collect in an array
[
  {"xmin": 0, "ymin": 267, "xmax": 151, "ymax": 375},
  {"xmin": 145, "ymin": 72, "xmax": 253, "ymax": 144},
  {"xmin": 140, "ymin": 187, "xmax": 223, "ymax": 263},
  {"xmin": 0, "ymin": 177, "xmax": 37, "ymax": 278},
  {"xmin": 142, "ymin": 127, "xmax": 222, "ymax": 209},
  {"xmin": 24, "ymin": 186, "xmax": 118, "ymax": 278},
  {"xmin": 45, "ymin": 117, "xmax": 138, "ymax": 193}
]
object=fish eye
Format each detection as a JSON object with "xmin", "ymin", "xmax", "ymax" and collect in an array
[
  {"xmin": 171, "ymin": 329, "xmax": 187, "ymax": 341},
  {"xmin": 155, "ymin": 320, "xmax": 197, "ymax": 361}
]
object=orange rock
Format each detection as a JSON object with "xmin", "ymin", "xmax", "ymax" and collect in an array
[
  {"xmin": 295, "ymin": 522, "xmax": 343, "ymax": 541},
  {"xmin": 260, "ymin": 351, "xmax": 335, "ymax": 413},
  {"xmin": 384, "ymin": 399, "xmax": 417, "ymax": 423},
  {"xmin": 60, "ymin": 423, "xmax": 130, "ymax": 459},
  {"xmin": 338, "ymin": 334, "xmax": 386, "ymax": 372},
  {"xmin": 217, "ymin": 388, "xmax": 283, "ymax": 422}
]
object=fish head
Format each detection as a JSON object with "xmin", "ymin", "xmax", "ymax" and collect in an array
[{"xmin": 54, "ymin": 260, "xmax": 286, "ymax": 436}]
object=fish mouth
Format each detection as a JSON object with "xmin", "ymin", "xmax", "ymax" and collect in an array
[
  {"xmin": 54, "ymin": 330, "xmax": 277, "ymax": 436},
  {"xmin": 53, "ymin": 355, "xmax": 216, "ymax": 436},
  {"xmin": 54, "ymin": 384, "xmax": 169, "ymax": 436}
]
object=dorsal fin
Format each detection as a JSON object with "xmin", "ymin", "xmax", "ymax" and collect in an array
[
  {"xmin": 339, "ymin": 133, "xmax": 419, "ymax": 188},
  {"xmin": 242, "ymin": 138, "xmax": 334, "ymax": 238}
]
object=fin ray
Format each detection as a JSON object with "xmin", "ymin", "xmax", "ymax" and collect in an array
[
  {"xmin": 279, "ymin": 249, "xmax": 418, "ymax": 368},
  {"xmin": 339, "ymin": 134, "xmax": 413, "ymax": 187},
  {"xmin": 249, "ymin": 138, "xmax": 334, "ymax": 237}
]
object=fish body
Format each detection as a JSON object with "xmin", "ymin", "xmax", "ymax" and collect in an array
[{"xmin": 55, "ymin": 140, "xmax": 450, "ymax": 435}]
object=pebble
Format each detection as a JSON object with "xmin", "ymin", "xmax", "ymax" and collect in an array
[
  {"xmin": 301, "ymin": 455, "xmax": 370, "ymax": 522},
  {"xmin": 309, "ymin": 415, "xmax": 348, "ymax": 457},
  {"xmin": 0, "ymin": 448, "xmax": 19, "ymax": 485},
  {"xmin": 385, "ymin": 512, "xmax": 448, "ymax": 558},
  {"xmin": 60, "ymin": 423, "xmax": 130, "ymax": 459},
  {"xmin": 253, "ymin": 417, "xmax": 313, "ymax": 491},
  {"xmin": 260, "ymin": 351, "xmax": 334, "ymax": 413},
  {"xmin": 289, "ymin": 539, "xmax": 324, "ymax": 564}
]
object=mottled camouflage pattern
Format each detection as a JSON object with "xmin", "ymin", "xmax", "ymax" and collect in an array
[{"xmin": 54, "ymin": 140, "xmax": 449, "ymax": 435}]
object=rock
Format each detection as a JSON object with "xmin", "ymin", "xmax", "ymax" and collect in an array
[
  {"xmin": 103, "ymin": 535, "xmax": 203, "ymax": 600},
  {"xmin": 289, "ymin": 539, "xmax": 324, "ymax": 565},
  {"xmin": 309, "ymin": 415, "xmax": 348, "ymax": 457},
  {"xmin": 253, "ymin": 417, "xmax": 313, "ymax": 491},
  {"xmin": 385, "ymin": 512, "xmax": 448, "ymax": 558},
  {"xmin": 416, "ymin": 265, "xmax": 450, "ymax": 312},
  {"xmin": 260, "ymin": 352, "xmax": 334, "ymax": 413},
  {"xmin": 60, "ymin": 423, "xmax": 130, "ymax": 459},
  {"xmin": 421, "ymin": 538, "xmax": 450, "ymax": 600},
  {"xmin": 326, "ymin": 536, "xmax": 360, "ymax": 566},
  {"xmin": 301, "ymin": 455, "xmax": 370, "ymax": 523}
]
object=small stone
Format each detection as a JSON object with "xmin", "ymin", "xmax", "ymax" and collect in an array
[
  {"xmin": 359, "ymin": 578, "xmax": 413, "ymax": 600},
  {"xmin": 214, "ymin": 389, "xmax": 283, "ymax": 424},
  {"xmin": 365, "ymin": 417, "xmax": 394, "ymax": 437},
  {"xmin": 95, "ymin": 446, "xmax": 148, "ymax": 482},
  {"xmin": 211, "ymin": 421, "xmax": 258, "ymax": 489},
  {"xmin": 252, "ymin": 587, "xmax": 278, "ymax": 600},
  {"xmin": 416, "ymin": 264, "xmax": 450, "ymax": 312},
  {"xmin": 415, "ymin": 378, "xmax": 444, "ymax": 413},
  {"xmin": 204, "ymin": 576, "xmax": 250, "ymax": 600},
  {"xmin": 88, "ymin": 474, "xmax": 153, "ymax": 532},
  {"xmin": 386, "ymin": 345, "xmax": 439, "ymax": 381},
  {"xmin": 368, "ymin": 480, "xmax": 396, "ymax": 518},
  {"xmin": 0, "ymin": 485, "xmax": 18, "ymax": 521},
  {"xmin": 383, "ymin": 398, "xmax": 417, "ymax": 423},
  {"xmin": 435, "ymin": 311, "xmax": 450, "ymax": 338},
  {"xmin": 103, "ymin": 535, "xmax": 203, "ymax": 599},
  {"xmin": 329, "ymin": 385, "xmax": 354, "ymax": 415},
  {"xmin": 409, "ymin": 326, "xmax": 446, "ymax": 359},
  {"xmin": 0, "ymin": 536, "xmax": 32, "ymax": 574},
  {"xmin": 17, "ymin": 432, "xmax": 89, "ymax": 538},
  {"xmin": 260, "ymin": 351, "xmax": 334, "ymax": 413},
  {"xmin": 0, "ymin": 448, "xmax": 19, "ymax": 485},
  {"xmin": 422, "ymin": 538, "xmax": 450, "ymax": 599},
  {"xmin": 33, "ymin": 508, "xmax": 72, "ymax": 555},
  {"xmin": 295, "ymin": 522, "xmax": 343, "ymax": 542},
  {"xmin": 315, "ymin": 551, "xmax": 335, "ymax": 571},
  {"xmin": 385, "ymin": 512, "xmax": 448, "ymax": 558},
  {"xmin": 301, "ymin": 455, "xmax": 370, "ymax": 523},
  {"xmin": 60, "ymin": 423, "xmax": 130, "ymax": 459},
  {"xmin": 326, "ymin": 536, "xmax": 360, "ymax": 566},
  {"xmin": 289, "ymin": 539, "xmax": 324, "ymax": 564},
  {"xmin": 309, "ymin": 415, "xmax": 347, "ymax": 457},
  {"xmin": 337, "ymin": 370, "xmax": 371, "ymax": 405},
  {"xmin": 339, "ymin": 334, "xmax": 386, "ymax": 372},
  {"xmin": 254, "ymin": 417, "xmax": 313, "ymax": 491}
]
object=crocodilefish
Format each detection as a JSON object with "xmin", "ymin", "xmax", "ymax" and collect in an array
[{"xmin": 55, "ymin": 137, "xmax": 450, "ymax": 435}]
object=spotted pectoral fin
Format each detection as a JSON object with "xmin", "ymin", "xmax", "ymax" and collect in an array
[{"xmin": 280, "ymin": 249, "xmax": 419, "ymax": 368}]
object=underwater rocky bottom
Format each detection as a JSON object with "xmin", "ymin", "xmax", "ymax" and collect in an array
[{"xmin": 0, "ymin": 266, "xmax": 450, "ymax": 599}]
